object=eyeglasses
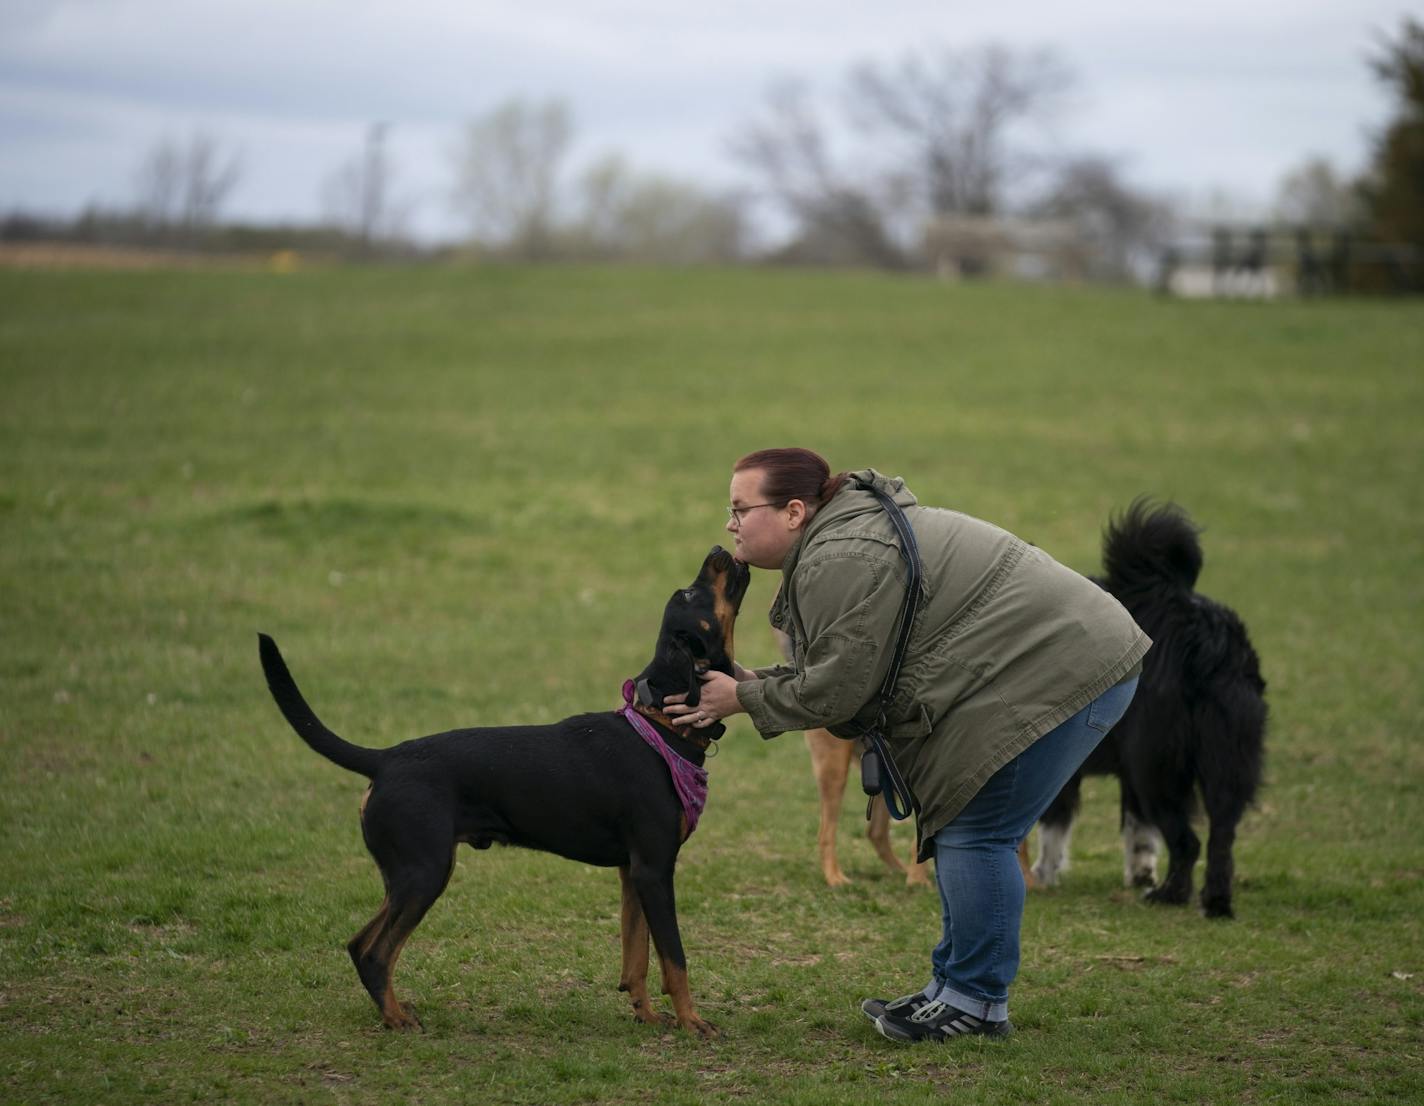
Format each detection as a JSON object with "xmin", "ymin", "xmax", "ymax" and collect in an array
[{"xmin": 726, "ymin": 502, "xmax": 782, "ymax": 527}]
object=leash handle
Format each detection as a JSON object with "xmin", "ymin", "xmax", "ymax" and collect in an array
[
  {"xmin": 859, "ymin": 481, "xmax": 923, "ymax": 823},
  {"xmin": 866, "ymin": 731, "xmax": 916, "ymax": 820}
]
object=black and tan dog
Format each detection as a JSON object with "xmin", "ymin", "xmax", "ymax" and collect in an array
[{"xmin": 259, "ymin": 546, "xmax": 749, "ymax": 1036}]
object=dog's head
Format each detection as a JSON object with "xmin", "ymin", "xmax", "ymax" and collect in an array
[{"xmin": 633, "ymin": 546, "xmax": 750, "ymax": 726}]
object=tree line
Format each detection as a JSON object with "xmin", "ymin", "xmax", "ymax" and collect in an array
[{"xmin": 5, "ymin": 22, "xmax": 1421, "ymax": 289}]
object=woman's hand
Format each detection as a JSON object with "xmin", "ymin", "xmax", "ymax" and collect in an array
[{"xmin": 662, "ymin": 670, "xmax": 746, "ymax": 730}]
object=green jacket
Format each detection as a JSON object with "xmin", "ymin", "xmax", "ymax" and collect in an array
[{"xmin": 736, "ymin": 470, "xmax": 1151, "ymax": 860}]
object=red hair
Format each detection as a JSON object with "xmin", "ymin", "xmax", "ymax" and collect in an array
[{"xmin": 733, "ymin": 448, "xmax": 851, "ymax": 513}]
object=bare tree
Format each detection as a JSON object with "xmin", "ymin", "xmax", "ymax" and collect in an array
[
  {"xmin": 847, "ymin": 44, "xmax": 1074, "ymax": 219},
  {"xmin": 730, "ymin": 80, "xmax": 909, "ymax": 268},
  {"xmin": 567, "ymin": 154, "xmax": 746, "ymax": 264},
  {"xmin": 134, "ymin": 141, "xmax": 182, "ymax": 230},
  {"xmin": 1032, "ymin": 155, "xmax": 1174, "ymax": 281},
  {"xmin": 321, "ymin": 123, "xmax": 410, "ymax": 248},
  {"xmin": 732, "ymin": 45, "xmax": 1073, "ymax": 268},
  {"xmin": 451, "ymin": 98, "xmax": 573, "ymax": 258},
  {"xmin": 133, "ymin": 132, "xmax": 242, "ymax": 236}
]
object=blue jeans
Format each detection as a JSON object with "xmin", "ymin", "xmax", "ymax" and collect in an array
[{"xmin": 924, "ymin": 676, "xmax": 1139, "ymax": 1021}]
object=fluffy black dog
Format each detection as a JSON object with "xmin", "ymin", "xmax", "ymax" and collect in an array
[{"xmin": 1031, "ymin": 500, "xmax": 1266, "ymax": 918}]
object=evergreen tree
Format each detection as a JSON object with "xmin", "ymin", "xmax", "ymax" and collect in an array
[{"xmin": 1361, "ymin": 19, "xmax": 1424, "ymax": 289}]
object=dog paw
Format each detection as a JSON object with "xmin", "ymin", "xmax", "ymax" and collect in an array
[
  {"xmin": 680, "ymin": 1014, "xmax": 719, "ymax": 1039},
  {"xmin": 824, "ymin": 870, "xmax": 853, "ymax": 888},
  {"xmin": 1200, "ymin": 895, "xmax": 1235, "ymax": 920},
  {"xmin": 626, "ymin": 995, "xmax": 676, "ymax": 1029},
  {"xmin": 1143, "ymin": 885, "xmax": 1189, "ymax": 907},
  {"xmin": 383, "ymin": 1001, "xmax": 424, "ymax": 1031},
  {"xmin": 1030, "ymin": 864, "xmax": 1060, "ymax": 888}
]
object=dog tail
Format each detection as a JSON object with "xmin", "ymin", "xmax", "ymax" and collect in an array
[
  {"xmin": 1102, "ymin": 497, "xmax": 1203, "ymax": 594},
  {"xmin": 258, "ymin": 633, "xmax": 383, "ymax": 778}
]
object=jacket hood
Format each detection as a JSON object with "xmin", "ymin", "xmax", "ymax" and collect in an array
[
  {"xmin": 846, "ymin": 469, "xmax": 917, "ymax": 508},
  {"xmin": 811, "ymin": 469, "xmax": 918, "ymax": 530}
]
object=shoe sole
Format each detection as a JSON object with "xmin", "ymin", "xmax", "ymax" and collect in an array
[
  {"xmin": 875, "ymin": 1016, "xmax": 1015, "ymax": 1043},
  {"xmin": 875, "ymin": 1016, "xmax": 916, "ymax": 1042}
]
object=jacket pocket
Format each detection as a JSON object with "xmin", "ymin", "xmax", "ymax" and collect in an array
[
  {"xmin": 888, "ymin": 704, "xmax": 934, "ymax": 740},
  {"xmin": 1085, "ymin": 693, "xmax": 1114, "ymax": 734}
]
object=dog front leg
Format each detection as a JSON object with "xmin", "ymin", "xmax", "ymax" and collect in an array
[
  {"xmin": 631, "ymin": 865, "xmax": 716, "ymax": 1039},
  {"xmin": 1033, "ymin": 773, "xmax": 1082, "ymax": 887},
  {"xmin": 1017, "ymin": 838, "xmax": 1037, "ymax": 889},
  {"xmin": 618, "ymin": 867, "xmax": 671, "ymax": 1027},
  {"xmin": 805, "ymin": 729, "xmax": 855, "ymax": 885}
]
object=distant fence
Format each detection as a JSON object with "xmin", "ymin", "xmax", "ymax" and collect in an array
[{"xmin": 1157, "ymin": 226, "xmax": 1421, "ymax": 298}]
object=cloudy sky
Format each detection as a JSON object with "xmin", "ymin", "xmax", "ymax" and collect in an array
[{"xmin": 0, "ymin": 1, "xmax": 1412, "ymax": 241}]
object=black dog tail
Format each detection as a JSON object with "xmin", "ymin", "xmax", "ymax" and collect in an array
[
  {"xmin": 1102, "ymin": 497, "xmax": 1203, "ymax": 594},
  {"xmin": 258, "ymin": 633, "xmax": 383, "ymax": 778}
]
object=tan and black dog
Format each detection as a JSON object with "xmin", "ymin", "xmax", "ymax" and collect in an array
[
  {"xmin": 259, "ymin": 546, "xmax": 749, "ymax": 1036},
  {"xmin": 774, "ymin": 627, "xmax": 1033, "ymax": 890},
  {"xmin": 768, "ymin": 626, "xmax": 930, "ymax": 887}
]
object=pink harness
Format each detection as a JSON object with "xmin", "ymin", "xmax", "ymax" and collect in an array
[{"xmin": 618, "ymin": 679, "xmax": 709, "ymax": 836}]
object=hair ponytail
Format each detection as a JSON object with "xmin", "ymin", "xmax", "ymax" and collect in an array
[
  {"xmin": 820, "ymin": 471, "xmax": 851, "ymax": 503},
  {"xmin": 734, "ymin": 447, "xmax": 850, "ymax": 514}
]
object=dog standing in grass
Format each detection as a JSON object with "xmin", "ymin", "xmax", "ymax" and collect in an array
[
  {"xmin": 259, "ymin": 546, "xmax": 749, "ymax": 1035},
  {"xmin": 777, "ymin": 625, "xmax": 931, "ymax": 887},
  {"xmin": 1031, "ymin": 500, "xmax": 1267, "ymax": 918},
  {"xmin": 786, "ymin": 623, "xmax": 1037, "ymax": 892}
]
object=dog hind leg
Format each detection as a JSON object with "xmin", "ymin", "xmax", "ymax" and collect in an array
[
  {"xmin": 347, "ymin": 853, "xmax": 453, "ymax": 1029},
  {"xmin": 1194, "ymin": 696, "xmax": 1265, "ymax": 919},
  {"xmin": 1199, "ymin": 811, "xmax": 1238, "ymax": 919},
  {"xmin": 349, "ymin": 792, "xmax": 455, "ymax": 1029},
  {"xmin": 1140, "ymin": 801, "xmax": 1199, "ymax": 907},
  {"xmin": 1196, "ymin": 757, "xmax": 1252, "ymax": 920}
]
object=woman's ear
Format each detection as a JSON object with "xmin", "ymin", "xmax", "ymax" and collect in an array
[{"xmin": 785, "ymin": 498, "xmax": 808, "ymax": 530}]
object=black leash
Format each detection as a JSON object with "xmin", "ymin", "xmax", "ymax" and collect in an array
[{"xmin": 858, "ymin": 483, "xmax": 922, "ymax": 822}]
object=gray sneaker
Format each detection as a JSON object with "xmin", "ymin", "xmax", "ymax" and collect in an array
[
  {"xmin": 860, "ymin": 991, "xmax": 933, "ymax": 1023},
  {"xmin": 876, "ymin": 999, "xmax": 1014, "ymax": 1042}
]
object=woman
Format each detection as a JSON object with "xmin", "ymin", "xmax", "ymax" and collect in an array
[{"xmin": 664, "ymin": 447, "xmax": 1149, "ymax": 1042}]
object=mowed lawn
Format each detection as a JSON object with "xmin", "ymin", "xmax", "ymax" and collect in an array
[{"xmin": 1, "ymin": 263, "xmax": 1420, "ymax": 1105}]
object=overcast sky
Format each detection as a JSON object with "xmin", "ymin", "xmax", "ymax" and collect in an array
[{"xmin": 0, "ymin": 1, "xmax": 1413, "ymax": 241}]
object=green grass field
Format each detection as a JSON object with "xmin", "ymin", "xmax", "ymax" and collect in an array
[{"xmin": 2, "ymin": 263, "xmax": 1421, "ymax": 1104}]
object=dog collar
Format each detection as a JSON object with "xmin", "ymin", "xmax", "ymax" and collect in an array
[{"xmin": 619, "ymin": 679, "xmax": 709, "ymax": 836}]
